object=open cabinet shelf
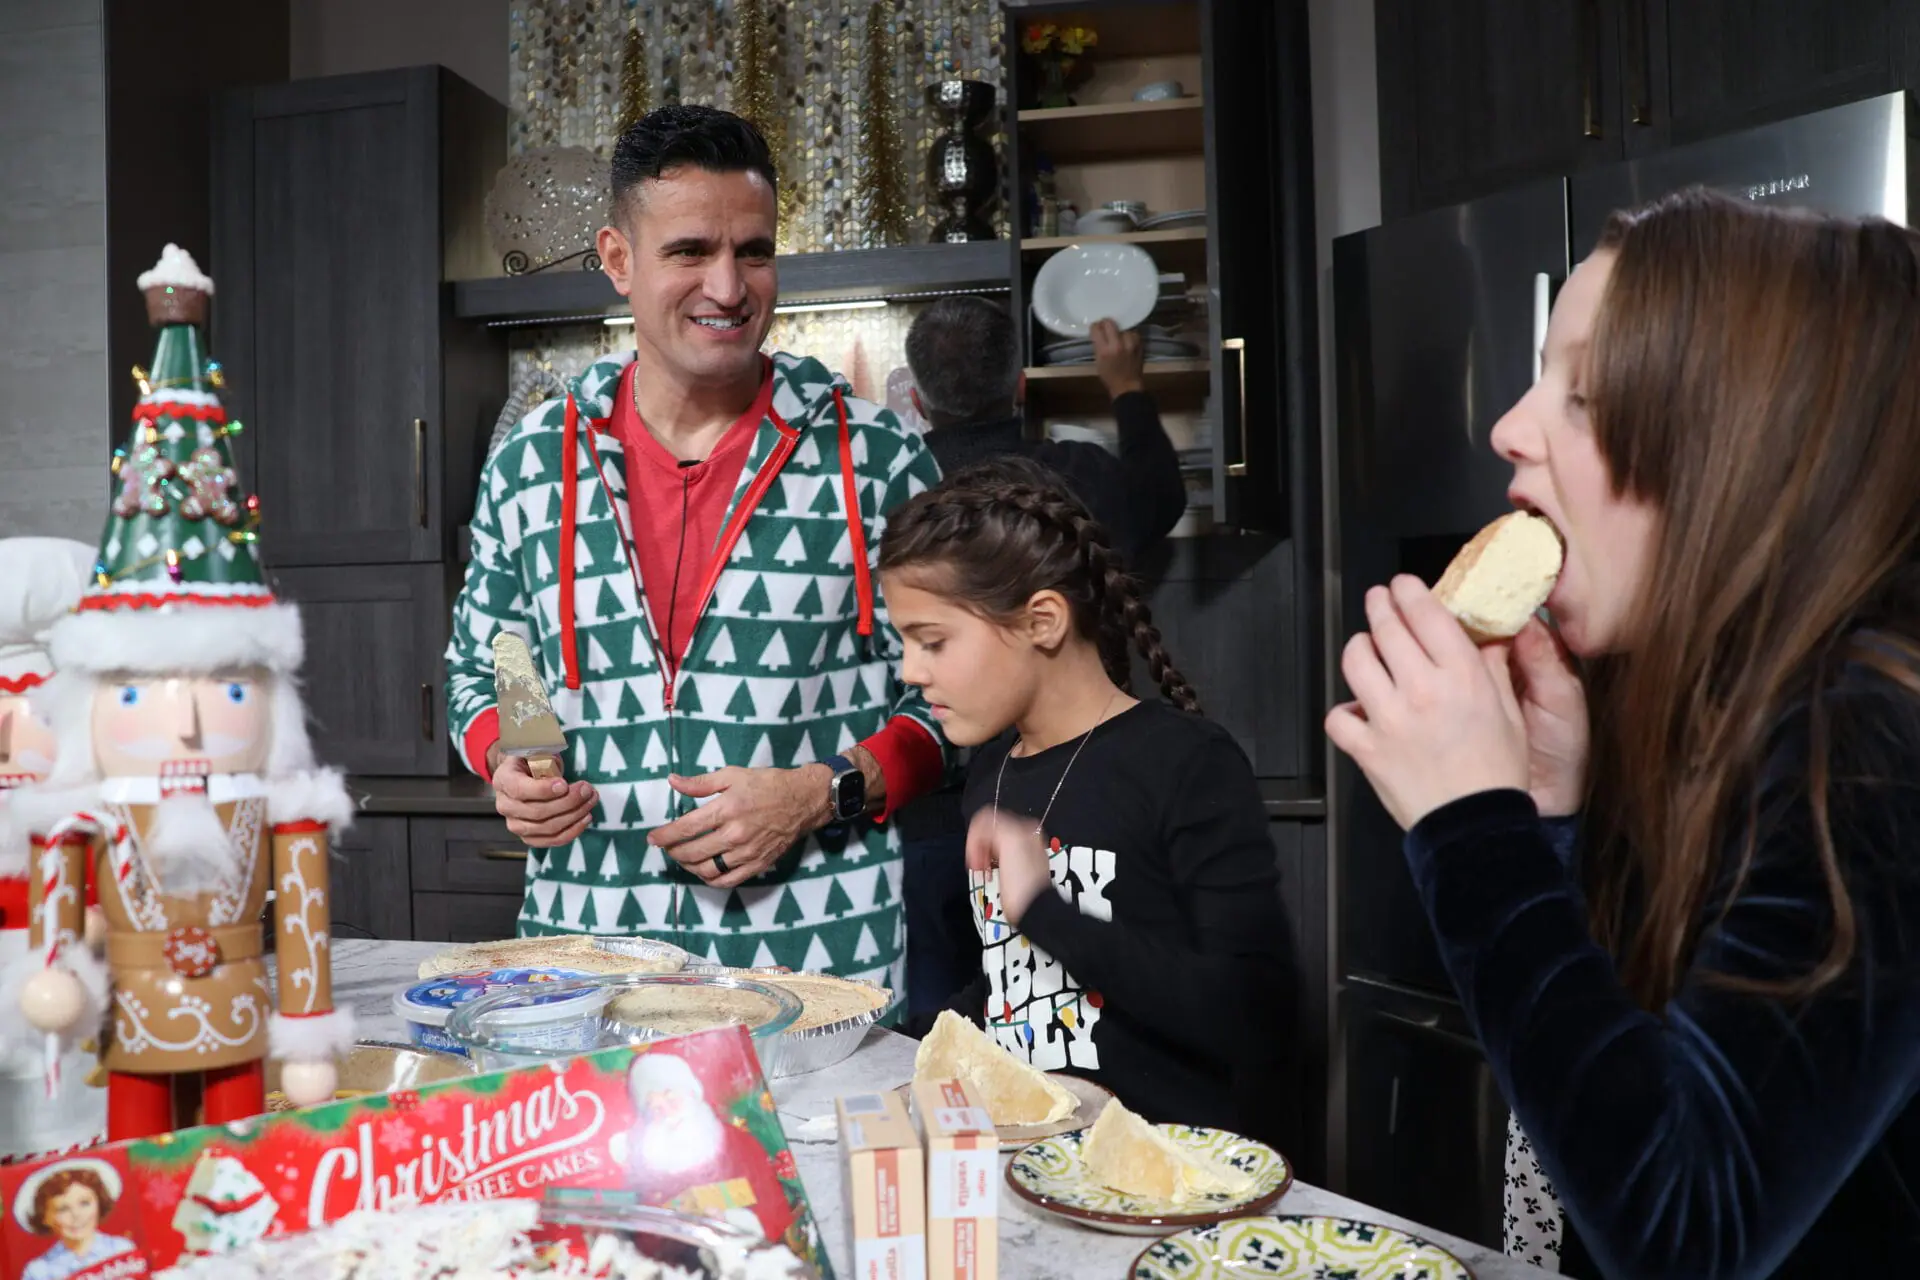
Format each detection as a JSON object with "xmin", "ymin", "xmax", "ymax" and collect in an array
[{"xmin": 1017, "ymin": 98, "xmax": 1204, "ymax": 163}]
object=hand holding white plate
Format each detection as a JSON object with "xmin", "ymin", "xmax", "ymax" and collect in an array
[{"xmin": 1032, "ymin": 243, "xmax": 1159, "ymax": 338}]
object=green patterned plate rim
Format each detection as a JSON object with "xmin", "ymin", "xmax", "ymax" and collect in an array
[
  {"xmin": 1129, "ymin": 1214, "xmax": 1475, "ymax": 1280},
  {"xmin": 1005, "ymin": 1124, "xmax": 1292, "ymax": 1230}
]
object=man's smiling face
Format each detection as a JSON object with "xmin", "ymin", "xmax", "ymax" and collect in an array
[{"xmin": 610, "ymin": 165, "xmax": 779, "ymax": 390}]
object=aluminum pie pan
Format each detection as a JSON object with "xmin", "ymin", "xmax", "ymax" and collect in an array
[
  {"xmin": 592, "ymin": 935, "xmax": 698, "ymax": 970},
  {"xmin": 684, "ymin": 968, "xmax": 895, "ymax": 1078}
]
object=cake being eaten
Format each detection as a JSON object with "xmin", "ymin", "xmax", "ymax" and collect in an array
[
  {"xmin": 1432, "ymin": 511, "xmax": 1564, "ymax": 644},
  {"xmin": 1079, "ymin": 1100, "xmax": 1255, "ymax": 1205},
  {"xmin": 913, "ymin": 1010, "xmax": 1077, "ymax": 1126}
]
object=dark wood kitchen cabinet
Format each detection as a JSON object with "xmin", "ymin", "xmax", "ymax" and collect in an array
[
  {"xmin": 212, "ymin": 66, "xmax": 504, "ymax": 568},
  {"xmin": 1375, "ymin": 0, "xmax": 1622, "ymax": 219},
  {"xmin": 1378, "ymin": 0, "xmax": 1915, "ymax": 218},
  {"xmin": 1632, "ymin": 0, "xmax": 1905, "ymax": 155},
  {"xmin": 213, "ymin": 66, "xmax": 507, "ymax": 775},
  {"xmin": 269, "ymin": 563, "xmax": 455, "ymax": 776},
  {"xmin": 327, "ymin": 815, "xmax": 412, "ymax": 940}
]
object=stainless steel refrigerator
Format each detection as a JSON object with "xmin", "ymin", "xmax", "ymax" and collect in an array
[{"xmin": 1326, "ymin": 91, "xmax": 1912, "ymax": 1249}]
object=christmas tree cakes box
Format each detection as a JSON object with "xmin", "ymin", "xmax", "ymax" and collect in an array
[{"xmin": 0, "ymin": 1026, "xmax": 828, "ymax": 1279}]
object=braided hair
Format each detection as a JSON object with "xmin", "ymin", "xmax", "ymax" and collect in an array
[{"xmin": 878, "ymin": 456, "xmax": 1201, "ymax": 713}]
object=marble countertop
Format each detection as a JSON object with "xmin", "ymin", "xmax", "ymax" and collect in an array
[{"xmin": 334, "ymin": 940, "xmax": 1551, "ymax": 1279}]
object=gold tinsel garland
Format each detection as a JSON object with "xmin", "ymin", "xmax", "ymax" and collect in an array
[
  {"xmin": 617, "ymin": 8, "xmax": 653, "ymax": 135},
  {"xmin": 731, "ymin": 0, "xmax": 804, "ymax": 233},
  {"xmin": 859, "ymin": 2, "xmax": 911, "ymax": 247}
]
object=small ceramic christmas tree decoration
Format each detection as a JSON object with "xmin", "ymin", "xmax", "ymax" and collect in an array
[{"xmin": 15, "ymin": 245, "xmax": 355, "ymax": 1142}]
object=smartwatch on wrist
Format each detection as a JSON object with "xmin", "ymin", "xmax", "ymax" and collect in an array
[{"xmin": 823, "ymin": 753, "xmax": 866, "ymax": 823}]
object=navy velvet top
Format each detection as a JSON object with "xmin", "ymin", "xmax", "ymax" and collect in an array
[{"xmin": 1405, "ymin": 659, "xmax": 1920, "ymax": 1278}]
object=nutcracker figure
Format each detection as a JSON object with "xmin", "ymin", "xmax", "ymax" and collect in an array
[
  {"xmin": 0, "ymin": 537, "xmax": 108, "ymax": 1162},
  {"xmin": 13, "ymin": 245, "xmax": 354, "ymax": 1141}
]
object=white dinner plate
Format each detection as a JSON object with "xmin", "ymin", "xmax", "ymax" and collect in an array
[
  {"xmin": 1138, "ymin": 209, "xmax": 1207, "ymax": 230},
  {"xmin": 1031, "ymin": 243, "xmax": 1159, "ymax": 338}
]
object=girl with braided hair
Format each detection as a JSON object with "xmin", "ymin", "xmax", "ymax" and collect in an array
[{"xmin": 878, "ymin": 456, "xmax": 1294, "ymax": 1145}]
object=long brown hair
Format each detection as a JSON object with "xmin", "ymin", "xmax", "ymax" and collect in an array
[
  {"xmin": 1583, "ymin": 188, "xmax": 1920, "ymax": 1010},
  {"xmin": 877, "ymin": 455, "xmax": 1202, "ymax": 712}
]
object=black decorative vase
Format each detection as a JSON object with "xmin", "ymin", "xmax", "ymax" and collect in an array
[{"xmin": 926, "ymin": 80, "xmax": 1000, "ymax": 243}]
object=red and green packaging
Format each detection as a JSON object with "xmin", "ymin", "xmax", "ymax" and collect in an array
[{"xmin": 0, "ymin": 1025, "xmax": 825, "ymax": 1279}]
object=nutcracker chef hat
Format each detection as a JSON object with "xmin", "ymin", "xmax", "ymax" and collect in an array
[
  {"xmin": 45, "ymin": 244, "xmax": 305, "ymax": 681},
  {"xmin": 0, "ymin": 538, "xmax": 95, "ymax": 691}
]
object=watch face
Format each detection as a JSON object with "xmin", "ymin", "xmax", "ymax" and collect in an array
[{"xmin": 832, "ymin": 768, "xmax": 866, "ymax": 820}]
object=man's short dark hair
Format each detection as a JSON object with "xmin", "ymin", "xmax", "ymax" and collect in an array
[
  {"xmin": 904, "ymin": 297, "xmax": 1022, "ymax": 427},
  {"xmin": 611, "ymin": 105, "xmax": 778, "ymax": 220}
]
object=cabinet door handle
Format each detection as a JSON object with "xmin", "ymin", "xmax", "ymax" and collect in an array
[
  {"xmin": 420, "ymin": 683, "xmax": 434, "ymax": 742},
  {"xmin": 1580, "ymin": 0, "xmax": 1603, "ymax": 140},
  {"xmin": 480, "ymin": 847, "xmax": 530, "ymax": 861},
  {"xmin": 413, "ymin": 418, "xmax": 429, "ymax": 529},
  {"xmin": 1223, "ymin": 337, "xmax": 1249, "ymax": 478},
  {"xmin": 1626, "ymin": 0, "xmax": 1652, "ymax": 125}
]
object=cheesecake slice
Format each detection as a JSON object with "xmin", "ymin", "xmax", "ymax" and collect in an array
[
  {"xmin": 913, "ymin": 1010, "xmax": 1078, "ymax": 1126},
  {"xmin": 1080, "ymin": 1100, "xmax": 1255, "ymax": 1204}
]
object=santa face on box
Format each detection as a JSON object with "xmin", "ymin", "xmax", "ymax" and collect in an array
[
  {"xmin": 621, "ymin": 1052, "xmax": 795, "ymax": 1247},
  {"xmin": 13, "ymin": 246, "xmax": 355, "ymax": 1143}
]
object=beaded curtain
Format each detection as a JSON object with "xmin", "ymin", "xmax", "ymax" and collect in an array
[{"xmin": 507, "ymin": 0, "xmax": 1007, "ymax": 402}]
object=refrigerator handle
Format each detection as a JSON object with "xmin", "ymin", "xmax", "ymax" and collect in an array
[
  {"xmin": 1532, "ymin": 273, "xmax": 1552, "ymax": 384},
  {"xmin": 1579, "ymin": 0, "xmax": 1603, "ymax": 139}
]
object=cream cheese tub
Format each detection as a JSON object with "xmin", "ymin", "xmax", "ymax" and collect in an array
[{"xmin": 391, "ymin": 967, "xmax": 603, "ymax": 1058}]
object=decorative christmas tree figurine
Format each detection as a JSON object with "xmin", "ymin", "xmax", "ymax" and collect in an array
[
  {"xmin": 14, "ymin": 244, "xmax": 354, "ymax": 1142},
  {"xmin": 0, "ymin": 537, "xmax": 108, "ymax": 1163}
]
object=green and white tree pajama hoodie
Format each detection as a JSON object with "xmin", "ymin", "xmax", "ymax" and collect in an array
[{"xmin": 444, "ymin": 351, "xmax": 947, "ymax": 989}]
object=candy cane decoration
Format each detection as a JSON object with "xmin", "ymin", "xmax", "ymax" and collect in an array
[{"xmin": 32, "ymin": 811, "xmax": 123, "ymax": 1099}]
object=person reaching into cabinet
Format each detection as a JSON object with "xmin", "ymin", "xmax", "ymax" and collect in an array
[
  {"xmin": 893, "ymin": 297, "xmax": 1188, "ymax": 1033},
  {"xmin": 878, "ymin": 456, "xmax": 1294, "ymax": 1148},
  {"xmin": 904, "ymin": 297, "xmax": 1187, "ymax": 566}
]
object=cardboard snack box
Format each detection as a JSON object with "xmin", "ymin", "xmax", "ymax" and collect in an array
[
  {"xmin": 0, "ymin": 1026, "xmax": 827, "ymax": 1279},
  {"xmin": 836, "ymin": 1091, "xmax": 925, "ymax": 1280},
  {"xmin": 910, "ymin": 1079, "xmax": 997, "ymax": 1280}
]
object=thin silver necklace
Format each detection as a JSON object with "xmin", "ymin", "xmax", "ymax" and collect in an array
[{"xmin": 991, "ymin": 689, "xmax": 1124, "ymax": 838}]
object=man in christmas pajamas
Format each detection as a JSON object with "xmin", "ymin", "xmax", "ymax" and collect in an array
[{"xmin": 445, "ymin": 106, "xmax": 948, "ymax": 988}]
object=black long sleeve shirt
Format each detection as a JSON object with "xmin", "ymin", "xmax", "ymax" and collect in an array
[
  {"xmin": 1407, "ymin": 654, "xmax": 1920, "ymax": 1278},
  {"xmin": 921, "ymin": 392, "xmax": 1188, "ymax": 566},
  {"xmin": 947, "ymin": 700, "xmax": 1294, "ymax": 1146}
]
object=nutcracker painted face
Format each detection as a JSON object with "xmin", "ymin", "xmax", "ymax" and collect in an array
[
  {"xmin": 0, "ymin": 695, "xmax": 56, "ymax": 790},
  {"xmin": 89, "ymin": 672, "xmax": 272, "ymax": 780}
]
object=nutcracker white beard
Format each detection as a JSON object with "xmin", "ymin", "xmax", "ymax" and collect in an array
[
  {"xmin": 145, "ymin": 791, "xmax": 239, "ymax": 895},
  {"xmin": 636, "ymin": 1091, "xmax": 728, "ymax": 1176}
]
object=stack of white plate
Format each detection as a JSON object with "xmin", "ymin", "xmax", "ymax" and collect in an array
[
  {"xmin": 1137, "ymin": 208, "xmax": 1206, "ymax": 231},
  {"xmin": 1038, "ymin": 335, "xmax": 1203, "ymax": 366}
]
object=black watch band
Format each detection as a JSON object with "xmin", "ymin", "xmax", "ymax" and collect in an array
[{"xmin": 824, "ymin": 753, "xmax": 866, "ymax": 823}]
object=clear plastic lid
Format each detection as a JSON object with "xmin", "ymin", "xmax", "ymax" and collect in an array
[
  {"xmin": 392, "ymin": 968, "xmax": 598, "ymax": 1028},
  {"xmin": 444, "ymin": 973, "xmax": 803, "ymax": 1061}
]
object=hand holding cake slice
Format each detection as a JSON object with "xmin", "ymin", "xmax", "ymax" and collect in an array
[
  {"xmin": 913, "ymin": 1010, "xmax": 1077, "ymax": 1126},
  {"xmin": 1432, "ymin": 511, "xmax": 1563, "ymax": 643},
  {"xmin": 1079, "ymin": 1100, "xmax": 1255, "ymax": 1205}
]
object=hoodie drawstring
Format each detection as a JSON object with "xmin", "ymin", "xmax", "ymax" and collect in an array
[
  {"xmin": 559, "ymin": 391, "xmax": 581, "ymax": 691},
  {"xmin": 834, "ymin": 388, "xmax": 875, "ymax": 639}
]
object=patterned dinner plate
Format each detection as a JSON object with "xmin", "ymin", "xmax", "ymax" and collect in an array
[
  {"xmin": 1130, "ymin": 1216, "xmax": 1474, "ymax": 1279},
  {"xmin": 1007, "ymin": 1126, "xmax": 1291, "ymax": 1235}
]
